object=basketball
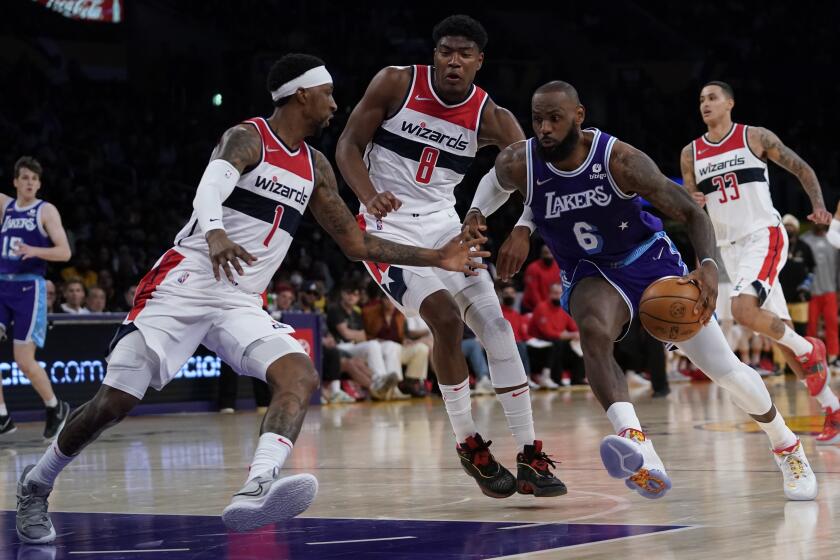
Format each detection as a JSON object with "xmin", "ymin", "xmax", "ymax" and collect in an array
[{"xmin": 639, "ymin": 276, "xmax": 703, "ymax": 342}]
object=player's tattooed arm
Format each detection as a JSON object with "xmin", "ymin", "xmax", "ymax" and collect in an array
[
  {"xmin": 680, "ymin": 143, "xmax": 706, "ymax": 209},
  {"xmin": 308, "ymin": 151, "xmax": 490, "ymax": 274},
  {"xmin": 478, "ymin": 99, "xmax": 527, "ymax": 149},
  {"xmin": 336, "ymin": 67, "xmax": 410, "ymax": 219},
  {"xmin": 211, "ymin": 124, "xmax": 262, "ymax": 173},
  {"xmin": 202, "ymin": 124, "xmax": 261, "ymax": 282},
  {"xmin": 610, "ymin": 141, "xmax": 718, "ymax": 322},
  {"xmin": 493, "ymin": 142, "xmax": 534, "ymax": 281},
  {"xmin": 749, "ymin": 127, "xmax": 830, "ymax": 224}
]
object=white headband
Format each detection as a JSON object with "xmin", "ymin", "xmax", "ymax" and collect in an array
[{"xmin": 271, "ymin": 66, "xmax": 333, "ymax": 101}]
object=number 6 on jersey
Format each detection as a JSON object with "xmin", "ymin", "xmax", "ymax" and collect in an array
[{"xmin": 573, "ymin": 221, "xmax": 603, "ymax": 254}]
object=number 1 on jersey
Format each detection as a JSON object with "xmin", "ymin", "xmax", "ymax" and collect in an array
[
  {"xmin": 262, "ymin": 205, "xmax": 284, "ymax": 247},
  {"xmin": 415, "ymin": 147, "xmax": 440, "ymax": 184}
]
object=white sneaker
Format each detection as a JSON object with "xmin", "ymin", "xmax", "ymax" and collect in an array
[
  {"xmin": 528, "ymin": 378, "xmax": 540, "ymax": 391},
  {"xmin": 536, "ymin": 371, "xmax": 560, "ymax": 390},
  {"xmin": 773, "ymin": 440, "xmax": 818, "ymax": 501},
  {"xmin": 222, "ymin": 468, "xmax": 318, "ymax": 532},
  {"xmin": 388, "ymin": 386, "xmax": 411, "ymax": 400},
  {"xmin": 626, "ymin": 370, "xmax": 651, "ymax": 387},
  {"xmin": 474, "ymin": 377, "xmax": 494, "ymax": 395},
  {"xmin": 600, "ymin": 429, "xmax": 672, "ymax": 499}
]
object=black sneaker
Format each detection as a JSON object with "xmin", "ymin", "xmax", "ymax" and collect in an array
[
  {"xmin": 43, "ymin": 401, "xmax": 69, "ymax": 441},
  {"xmin": 0, "ymin": 414, "xmax": 16, "ymax": 436},
  {"xmin": 516, "ymin": 440, "xmax": 567, "ymax": 497},
  {"xmin": 398, "ymin": 379, "xmax": 427, "ymax": 398},
  {"xmin": 456, "ymin": 434, "xmax": 516, "ymax": 498}
]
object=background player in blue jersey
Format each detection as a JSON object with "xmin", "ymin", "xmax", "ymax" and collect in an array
[
  {"xmin": 468, "ymin": 81, "xmax": 817, "ymax": 501},
  {"xmin": 0, "ymin": 156, "xmax": 71, "ymax": 439}
]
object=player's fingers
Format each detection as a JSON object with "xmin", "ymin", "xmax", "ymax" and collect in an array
[
  {"xmin": 462, "ymin": 265, "xmax": 480, "ymax": 276},
  {"xmin": 464, "ymin": 235, "xmax": 488, "ymax": 248},
  {"xmin": 469, "ymin": 260, "xmax": 488, "ymax": 270},
  {"xmin": 222, "ymin": 261, "xmax": 234, "ymax": 283},
  {"xmin": 238, "ymin": 246, "xmax": 257, "ymax": 265},
  {"xmin": 211, "ymin": 258, "xmax": 221, "ymax": 281},
  {"xmin": 231, "ymin": 255, "xmax": 245, "ymax": 276},
  {"xmin": 471, "ymin": 250, "xmax": 491, "ymax": 259}
]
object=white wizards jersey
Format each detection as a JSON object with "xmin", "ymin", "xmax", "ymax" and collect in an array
[
  {"xmin": 363, "ymin": 65, "xmax": 489, "ymax": 215},
  {"xmin": 174, "ymin": 117, "xmax": 315, "ymax": 294},
  {"xmin": 693, "ymin": 123, "xmax": 780, "ymax": 245}
]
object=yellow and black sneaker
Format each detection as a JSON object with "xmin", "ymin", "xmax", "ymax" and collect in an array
[
  {"xmin": 456, "ymin": 434, "xmax": 516, "ymax": 498},
  {"xmin": 516, "ymin": 440, "xmax": 567, "ymax": 497}
]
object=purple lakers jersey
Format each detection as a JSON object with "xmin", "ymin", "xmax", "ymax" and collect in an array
[
  {"xmin": 526, "ymin": 129, "xmax": 662, "ymax": 271},
  {"xmin": 0, "ymin": 199, "xmax": 50, "ymax": 276}
]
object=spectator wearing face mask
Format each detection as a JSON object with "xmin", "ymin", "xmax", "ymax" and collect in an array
[
  {"xmin": 528, "ymin": 283, "xmax": 585, "ymax": 386},
  {"xmin": 499, "ymin": 284, "xmax": 531, "ymax": 379},
  {"xmin": 521, "ymin": 244, "xmax": 561, "ymax": 313}
]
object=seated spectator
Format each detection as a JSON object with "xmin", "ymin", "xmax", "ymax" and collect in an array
[
  {"xmin": 362, "ymin": 297, "xmax": 430, "ymax": 398},
  {"xmin": 118, "ymin": 284, "xmax": 137, "ymax": 312},
  {"xmin": 528, "ymin": 283, "xmax": 584, "ymax": 387},
  {"xmin": 60, "ymin": 249, "xmax": 98, "ymax": 289},
  {"xmin": 499, "ymin": 284, "xmax": 532, "ymax": 378},
  {"xmin": 462, "ymin": 325, "xmax": 492, "ymax": 395},
  {"xmin": 59, "ymin": 279, "xmax": 90, "ymax": 314},
  {"xmin": 86, "ymin": 286, "xmax": 108, "ymax": 313},
  {"xmin": 326, "ymin": 284, "xmax": 400, "ymax": 400},
  {"xmin": 522, "ymin": 244, "xmax": 561, "ymax": 313},
  {"xmin": 289, "ymin": 281, "xmax": 355, "ymax": 404},
  {"xmin": 45, "ymin": 280, "xmax": 57, "ymax": 313}
]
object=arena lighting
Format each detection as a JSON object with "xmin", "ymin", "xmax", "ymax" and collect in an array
[
  {"xmin": 0, "ymin": 355, "xmax": 221, "ymax": 387},
  {"xmin": 212, "ymin": 93, "xmax": 223, "ymax": 107}
]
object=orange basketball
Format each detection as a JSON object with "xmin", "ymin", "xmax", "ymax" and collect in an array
[{"xmin": 639, "ymin": 276, "xmax": 703, "ymax": 342}]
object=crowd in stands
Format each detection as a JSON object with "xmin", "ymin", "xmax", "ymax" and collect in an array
[{"xmin": 4, "ymin": 2, "xmax": 840, "ymax": 406}]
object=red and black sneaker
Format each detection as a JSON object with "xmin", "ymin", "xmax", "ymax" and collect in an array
[
  {"xmin": 456, "ymin": 434, "xmax": 516, "ymax": 498},
  {"xmin": 801, "ymin": 337, "xmax": 829, "ymax": 395},
  {"xmin": 516, "ymin": 440, "xmax": 567, "ymax": 497}
]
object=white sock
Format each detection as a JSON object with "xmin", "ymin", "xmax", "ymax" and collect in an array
[
  {"xmin": 496, "ymin": 387, "xmax": 536, "ymax": 450},
  {"xmin": 776, "ymin": 326, "xmax": 813, "ymax": 356},
  {"xmin": 814, "ymin": 382, "xmax": 840, "ymax": 411},
  {"xmin": 27, "ymin": 441, "xmax": 75, "ymax": 488},
  {"xmin": 329, "ymin": 380, "xmax": 341, "ymax": 394},
  {"xmin": 247, "ymin": 432, "xmax": 293, "ymax": 482},
  {"xmin": 0, "ymin": 404, "xmax": 7, "ymax": 416},
  {"xmin": 606, "ymin": 402, "xmax": 642, "ymax": 434},
  {"xmin": 44, "ymin": 397, "xmax": 58, "ymax": 408},
  {"xmin": 757, "ymin": 410, "xmax": 798, "ymax": 451},
  {"xmin": 439, "ymin": 379, "xmax": 477, "ymax": 443}
]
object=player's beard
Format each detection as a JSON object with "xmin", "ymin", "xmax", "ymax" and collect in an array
[{"xmin": 537, "ymin": 124, "xmax": 580, "ymax": 163}]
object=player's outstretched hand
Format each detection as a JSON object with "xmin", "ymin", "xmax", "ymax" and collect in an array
[
  {"xmin": 438, "ymin": 229, "xmax": 490, "ymax": 276},
  {"xmin": 462, "ymin": 209, "xmax": 487, "ymax": 244},
  {"xmin": 677, "ymin": 260, "xmax": 719, "ymax": 325},
  {"xmin": 691, "ymin": 191, "xmax": 706, "ymax": 208},
  {"xmin": 365, "ymin": 191, "xmax": 402, "ymax": 219},
  {"xmin": 206, "ymin": 230, "xmax": 257, "ymax": 282},
  {"xmin": 808, "ymin": 206, "xmax": 832, "ymax": 225},
  {"xmin": 496, "ymin": 226, "xmax": 531, "ymax": 282}
]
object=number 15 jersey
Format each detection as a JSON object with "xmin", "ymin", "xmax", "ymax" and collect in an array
[
  {"xmin": 363, "ymin": 65, "xmax": 489, "ymax": 215},
  {"xmin": 692, "ymin": 123, "xmax": 779, "ymax": 245}
]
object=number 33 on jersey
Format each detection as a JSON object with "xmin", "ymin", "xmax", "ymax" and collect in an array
[{"xmin": 693, "ymin": 123, "xmax": 780, "ymax": 244}]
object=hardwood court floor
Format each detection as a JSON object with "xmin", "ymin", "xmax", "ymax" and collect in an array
[{"xmin": 1, "ymin": 377, "xmax": 839, "ymax": 559}]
